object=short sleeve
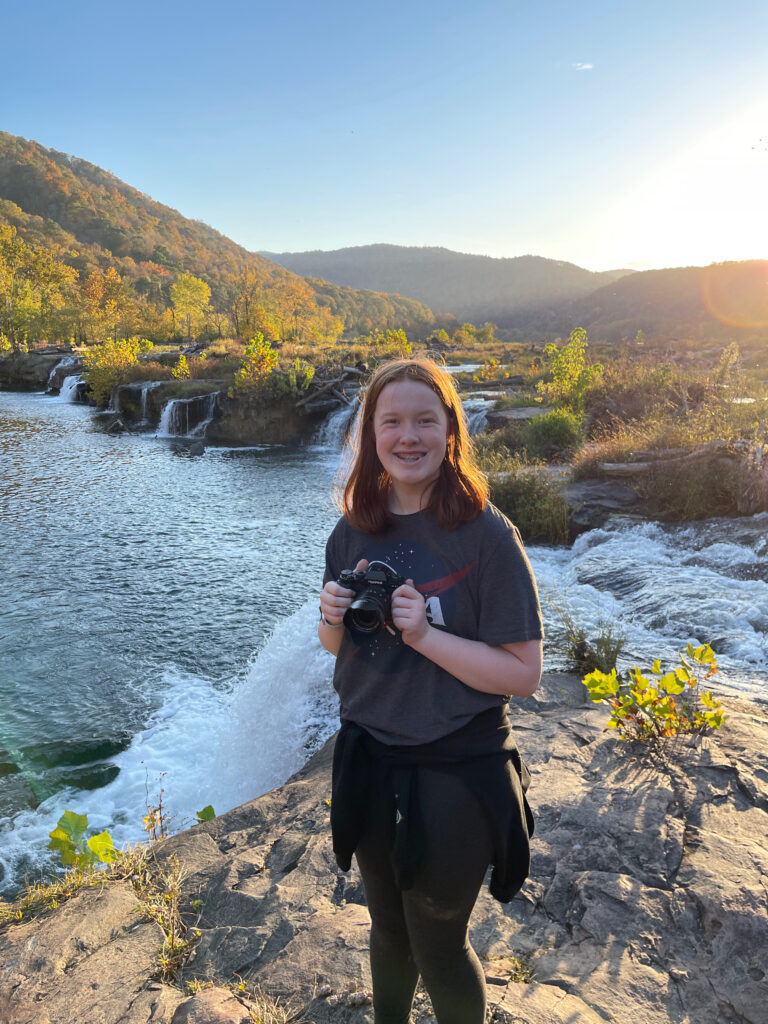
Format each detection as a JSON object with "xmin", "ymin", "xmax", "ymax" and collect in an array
[
  {"xmin": 476, "ymin": 525, "xmax": 544, "ymax": 645},
  {"xmin": 323, "ymin": 522, "xmax": 342, "ymax": 587}
]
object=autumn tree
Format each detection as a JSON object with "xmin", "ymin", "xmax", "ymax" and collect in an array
[
  {"xmin": 80, "ymin": 267, "xmax": 138, "ymax": 343},
  {"xmin": 0, "ymin": 225, "xmax": 78, "ymax": 350},
  {"xmin": 171, "ymin": 273, "xmax": 211, "ymax": 340}
]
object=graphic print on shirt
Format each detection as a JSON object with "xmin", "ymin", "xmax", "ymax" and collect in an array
[{"xmin": 348, "ymin": 537, "xmax": 475, "ymax": 675}]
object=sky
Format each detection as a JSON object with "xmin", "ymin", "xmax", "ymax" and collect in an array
[{"xmin": 3, "ymin": 0, "xmax": 768, "ymax": 272}]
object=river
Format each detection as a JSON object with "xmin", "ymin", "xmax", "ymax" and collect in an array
[{"xmin": 1, "ymin": 390, "xmax": 766, "ymax": 893}]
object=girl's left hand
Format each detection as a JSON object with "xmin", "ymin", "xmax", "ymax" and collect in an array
[{"xmin": 391, "ymin": 579, "xmax": 430, "ymax": 646}]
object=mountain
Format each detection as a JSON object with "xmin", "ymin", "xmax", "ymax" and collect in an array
[
  {"xmin": 260, "ymin": 244, "xmax": 632, "ymax": 324},
  {"xmin": 514, "ymin": 260, "xmax": 768, "ymax": 344},
  {"xmin": 0, "ymin": 133, "xmax": 438, "ymax": 341}
]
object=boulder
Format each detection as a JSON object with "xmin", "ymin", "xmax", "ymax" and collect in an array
[
  {"xmin": 0, "ymin": 352, "xmax": 64, "ymax": 389},
  {"xmin": 486, "ymin": 406, "xmax": 552, "ymax": 428},
  {"xmin": 206, "ymin": 393, "xmax": 327, "ymax": 445},
  {"xmin": 564, "ymin": 478, "xmax": 643, "ymax": 533},
  {"xmin": 1, "ymin": 675, "xmax": 766, "ymax": 1024}
]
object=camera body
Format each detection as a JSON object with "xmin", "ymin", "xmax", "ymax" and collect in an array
[{"xmin": 338, "ymin": 560, "xmax": 406, "ymax": 634}]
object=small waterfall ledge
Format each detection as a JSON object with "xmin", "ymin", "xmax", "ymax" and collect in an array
[
  {"xmin": 59, "ymin": 374, "xmax": 88, "ymax": 403},
  {"xmin": 156, "ymin": 391, "xmax": 221, "ymax": 438}
]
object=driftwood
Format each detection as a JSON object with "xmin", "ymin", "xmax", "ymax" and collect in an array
[
  {"xmin": 331, "ymin": 387, "xmax": 355, "ymax": 407},
  {"xmin": 597, "ymin": 440, "xmax": 751, "ymax": 476},
  {"xmin": 294, "ymin": 375, "xmax": 347, "ymax": 408},
  {"xmin": 295, "ymin": 369, "xmax": 365, "ymax": 408}
]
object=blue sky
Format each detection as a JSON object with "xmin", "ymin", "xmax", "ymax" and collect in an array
[{"xmin": 3, "ymin": 0, "xmax": 768, "ymax": 270}]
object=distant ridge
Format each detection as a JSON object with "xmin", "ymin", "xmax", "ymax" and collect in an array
[
  {"xmin": 260, "ymin": 243, "xmax": 633, "ymax": 324},
  {"xmin": 514, "ymin": 260, "xmax": 768, "ymax": 344}
]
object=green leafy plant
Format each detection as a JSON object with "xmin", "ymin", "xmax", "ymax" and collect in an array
[
  {"xmin": 537, "ymin": 327, "xmax": 603, "ymax": 412},
  {"xmin": 81, "ymin": 335, "xmax": 154, "ymax": 404},
  {"xmin": 171, "ymin": 352, "xmax": 190, "ymax": 379},
  {"xmin": 47, "ymin": 810, "xmax": 117, "ymax": 868},
  {"xmin": 583, "ymin": 642, "xmax": 726, "ymax": 740},
  {"xmin": 229, "ymin": 332, "xmax": 279, "ymax": 395},
  {"xmin": 196, "ymin": 805, "xmax": 216, "ymax": 822},
  {"xmin": 265, "ymin": 357, "xmax": 316, "ymax": 398}
]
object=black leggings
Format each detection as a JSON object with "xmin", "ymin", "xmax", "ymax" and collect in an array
[{"xmin": 355, "ymin": 768, "xmax": 493, "ymax": 1024}]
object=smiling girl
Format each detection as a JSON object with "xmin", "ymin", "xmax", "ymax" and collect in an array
[{"xmin": 319, "ymin": 357, "xmax": 543, "ymax": 1024}]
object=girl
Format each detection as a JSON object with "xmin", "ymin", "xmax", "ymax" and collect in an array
[{"xmin": 319, "ymin": 357, "xmax": 543, "ymax": 1024}]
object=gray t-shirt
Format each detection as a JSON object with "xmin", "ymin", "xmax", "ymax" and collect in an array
[{"xmin": 323, "ymin": 504, "xmax": 543, "ymax": 745}]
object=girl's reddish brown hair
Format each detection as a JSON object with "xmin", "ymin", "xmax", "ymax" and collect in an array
[{"xmin": 341, "ymin": 358, "xmax": 489, "ymax": 533}]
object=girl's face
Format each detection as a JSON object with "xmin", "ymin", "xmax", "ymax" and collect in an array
[{"xmin": 373, "ymin": 379, "xmax": 450, "ymax": 513}]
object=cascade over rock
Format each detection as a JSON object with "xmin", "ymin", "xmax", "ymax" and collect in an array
[{"xmin": 1, "ymin": 674, "xmax": 766, "ymax": 1023}]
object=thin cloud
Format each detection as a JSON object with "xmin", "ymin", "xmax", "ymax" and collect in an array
[{"xmin": 572, "ymin": 62, "xmax": 594, "ymax": 71}]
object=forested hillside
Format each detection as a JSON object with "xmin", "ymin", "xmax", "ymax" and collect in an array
[
  {"xmin": 0, "ymin": 133, "xmax": 438, "ymax": 349},
  {"xmin": 261, "ymin": 243, "xmax": 631, "ymax": 323},
  {"xmin": 512, "ymin": 261, "xmax": 768, "ymax": 345}
]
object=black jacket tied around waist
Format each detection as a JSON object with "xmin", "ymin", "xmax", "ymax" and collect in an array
[{"xmin": 331, "ymin": 705, "xmax": 534, "ymax": 903}]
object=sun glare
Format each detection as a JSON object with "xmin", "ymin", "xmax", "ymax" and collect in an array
[{"xmin": 589, "ymin": 98, "xmax": 768, "ymax": 271}]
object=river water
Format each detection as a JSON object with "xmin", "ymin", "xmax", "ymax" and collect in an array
[{"xmin": 1, "ymin": 390, "xmax": 766, "ymax": 893}]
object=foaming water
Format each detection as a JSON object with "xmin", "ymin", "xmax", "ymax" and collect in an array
[
  {"xmin": 1, "ymin": 600, "xmax": 336, "ymax": 884},
  {"xmin": 531, "ymin": 515, "xmax": 768, "ymax": 694}
]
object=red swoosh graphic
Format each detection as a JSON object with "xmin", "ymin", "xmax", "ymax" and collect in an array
[{"xmin": 415, "ymin": 563, "xmax": 475, "ymax": 597}]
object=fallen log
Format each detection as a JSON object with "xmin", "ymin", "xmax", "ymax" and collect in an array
[
  {"xmin": 294, "ymin": 375, "xmax": 347, "ymax": 408},
  {"xmin": 597, "ymin": 440, "xmax": 750, "ymax": 476},
  {"xmin": 331, "ymin": 387, "xmax": 355, "ymax": 407}
]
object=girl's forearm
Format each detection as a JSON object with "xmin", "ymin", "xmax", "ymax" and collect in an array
[
  {"xmin": 318, "ymin": 621, "xmax": 344, "ymax": 656},
  {"xmin": 408, "ymin": 626, "xmax": 541, "ymax": 697}
]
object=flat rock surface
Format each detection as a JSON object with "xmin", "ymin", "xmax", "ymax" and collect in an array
[{"xmin": 1, "ymin": 673, "xmax": 766, "ymax": 1024}]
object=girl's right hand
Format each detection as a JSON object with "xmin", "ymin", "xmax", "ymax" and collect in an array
[{"xmin": 320, "ymin": 559, "xmax": 369, "ymax": 626}]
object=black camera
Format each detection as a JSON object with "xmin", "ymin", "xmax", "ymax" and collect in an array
[{"xmin": 338, "ymin": 560, "xmax": 406, "ymax": 634}]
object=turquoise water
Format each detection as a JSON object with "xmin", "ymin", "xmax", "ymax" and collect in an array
[{"xmin": 0, "ymin": 390, "xmax": 339, "ymax": 889}]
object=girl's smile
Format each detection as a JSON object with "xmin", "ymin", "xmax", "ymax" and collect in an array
[{"xmin": 373, "ymin": 379, "xmax": 450, "ymax": 513}]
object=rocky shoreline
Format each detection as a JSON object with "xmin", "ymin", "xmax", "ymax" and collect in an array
[{"xmin": 1, "ymin": 672, "xmax": 766, "ymax": 1024}]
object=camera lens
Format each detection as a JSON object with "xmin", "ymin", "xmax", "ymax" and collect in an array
[{"xmin": 345, "ymin": 595, "xmax": 387, "ymax": 634}]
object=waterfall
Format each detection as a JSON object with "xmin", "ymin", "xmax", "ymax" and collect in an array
[
  {"xmin": 59, "ymin": 374, "xmax": 85, "ymax": 403},
  {"xmin": 139, "ymin": 381, "xmax": 165, "ymax": 423},
  {"xmin": 157, "ymin": 392, "xmax": 219, "ymax": 438},
  {"xmin": 313, "ymin": 401, "xmax": 361, "ymax": 448},
  {"xmin": 47, "ymin": 355, "xmax": 77, "ymax": 391},
  {"xmin": 461, "ymin": 395, "xmax": 492, "ymax": 435}
]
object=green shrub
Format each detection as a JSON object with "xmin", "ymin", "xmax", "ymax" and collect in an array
[
  {"xmin": 229, "ymin": 333, "xmax": 279, "ymax": 395},
  {"xmin": 517, "ymin": 408, "xmax": 584, "ymax": 458},
  {"xmin": 81, "ymin": 336, "xmax": 154, "ymax": 405},
  {"xmin": 265, "ymin": 358, "xmax": 316, "ymax": 399},
  {"xmin": 583, "ymin": 642, "xmax": 726, "ymax": 740},
  {"xmin": 536, "ymin": 327, "xmax": 603, "ymax": 412},
  {"xmin": 171, "ymin": 353, "xmax": 190, "ymax": 380}
]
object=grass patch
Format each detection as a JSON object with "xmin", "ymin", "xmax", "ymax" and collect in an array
[
  {"xmin": 0, "ymin": 846, "xmax": 149, "ymax": 928},
  {"xmin": 488, "ymin": 459, "xmax": 570, "ymax": 543},
  {"xmin": 548, "ymin": 592, "xmax": 626, "ymax": 675}
]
